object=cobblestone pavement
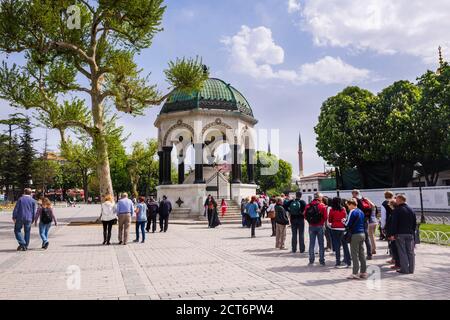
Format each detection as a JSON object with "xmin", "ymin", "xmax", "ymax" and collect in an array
[{"xmin": 0, "ymin": 205, "xmax": 449, "ymax": 300}]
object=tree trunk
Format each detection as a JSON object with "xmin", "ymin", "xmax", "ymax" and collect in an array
[
  {"xmin": 91, "ymin": 75, "xmax": 114, "ymax": 198},
  {"xmin": 93, "ymin": 133, "xmax": 113, "ymax": 197},
  {"xmin": 82, "ymin": 169, "xmax": 88, "ymax": 204}
]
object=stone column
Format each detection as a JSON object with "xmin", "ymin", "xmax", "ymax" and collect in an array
[
  {"xmin": 194, "ymin": 143, "xmax": 205, "ymax": 184},
  {"xmin": 158, "ymin": 151, "xmax": 163, "ymax": 185},
  {"xmin": 178, "ymin": 153, "xmax": 185, "ymax": 185},
  {"xmin": 162, "ymin": 146, "xmax": 173, "ymax": 185},
  {"xmin": 246, "ymin": 148, "xmax": 256, "ymax": 184},
  {"xmin": 231, "ymin": 144, "xmax": 242, "ymax": 184}
]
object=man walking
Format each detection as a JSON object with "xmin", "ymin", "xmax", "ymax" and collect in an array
[
  {"xmin": 159, "ymin": 195, "xmax": 172, "ymax": 232},
  {"xmin": 12, "ymin": 188, "xmax": 37, "ymax": 251},
  {"xmin": 305, "ymin": 192, "xmax": 328, "ymax": 265},
  {"xmin": 117, "ymin": 193, "xmax": 134, "ymax": 245},
  {"xmin": 146, "ymin": 197, "xmax": 159, "ymax": 233},
  {"xmin": 287, "ymin": 192, "xmax": 306, "ymax": 253},
  {"xmin": 390, "ymin": 194, "xmax": 416, "ymax": 274}
]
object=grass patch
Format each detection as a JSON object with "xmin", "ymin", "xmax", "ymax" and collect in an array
[{"xmin": 420, "ymin": 223, "xmax": 450, "ymax": 233}]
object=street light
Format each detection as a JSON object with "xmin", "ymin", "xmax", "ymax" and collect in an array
[{"xmin": 414, "ymin": 162, "xmax": 426, "ymax": 224}]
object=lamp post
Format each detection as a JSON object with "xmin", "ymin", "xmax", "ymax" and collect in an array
[{"xmin": 415, "ymin": 162, "xmax": 425, "ymax": 224}]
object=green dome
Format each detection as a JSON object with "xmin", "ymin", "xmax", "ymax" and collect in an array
[{"xmin": 160, "ymin": 78, "xmax": 254, "ymax": 117}]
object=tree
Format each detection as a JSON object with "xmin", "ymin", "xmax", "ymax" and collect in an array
[
  {"xmin": 314, "ymin": 86, "xmax": 376, "ymax": 187},
  {"xmin": 0, "ymin": 113, "xmax": 28, "ymax": 200},
  {"xmin": 0, "ymin": 0, "xmax": 208, "ymax": 197},
  {"xmin": 60, "ymin": 138, "xmax": 95, "ymax": 202},
  {"xmin": 414, "ymin": 63, "xmax": 450, "ymax": 185},
  {"xmin": 245, "ymin": 151, "xmax": 293, "ymax": 195},
  {"xmin": 372, "ymin": 81, "xmax": 421, "ymax": 187},
  {"xmin": 17, "ymin": 116, "xmax": 35, "ymax": 191}
]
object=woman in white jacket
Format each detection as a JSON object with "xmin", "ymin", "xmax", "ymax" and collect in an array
[{"xmin": 100, "ymin": 194, "xmax": 117, "ymax": 245}]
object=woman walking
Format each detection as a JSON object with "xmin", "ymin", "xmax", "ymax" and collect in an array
[
  {"xmin": 275, "ymin": 197, "xmax": 289, "ymax": 249},
  {"xmin": 246, "ymin": 196, "xmax": 260, "ymax": 238},
  {"xmin": 134, "ymin": 197, "xmax": 147, "ymax": 243},
  {"xmin": 220, "ymin": 199, "xmax": 228, "ymax": 218},
  {"xmin": 100, "ymin": 194, "xmax": 117, "ymax": 245},
  {"xmin": 34, "ymin": 198, "xmax": 57, "ymax": 249},
  {"xmin": 345, "ymin": 198, "xmax": 367, "ymax": 280},
  {"xmin": 328, "ymin": 197, "xmax": 351, "ymax": 267}
]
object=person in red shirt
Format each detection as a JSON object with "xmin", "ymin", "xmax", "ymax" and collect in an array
[
  {"xmin": 328, "ymin": 197, "xmax": 351, "ymax": 267},
  {"xmin": 305, "ymin": 193, "xmax": 328, "ymax": 266}
]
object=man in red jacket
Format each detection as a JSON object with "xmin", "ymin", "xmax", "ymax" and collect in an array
[{"xmin": 305, "ymin": 192, "xmax": 328, "ymax": 266}]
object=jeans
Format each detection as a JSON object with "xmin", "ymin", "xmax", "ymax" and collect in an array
[
  {"xmin": 309, "ymin": 226, "xmax": 325, "ymax": 264},
  {"xmin": 39, "ymin": 222, "xmax": 52, "ymax": 245},
  {"xmin": 250, "ymin": 218, "xmax": 257, "ymax": 237},
  {"xmin": 364, "ymin": 226, "xmax": 372, "ymax": 257},
  {"xmin": 325, "ymin": 226, "xmax": 332, "ymax": 250},
  {"xmin": 102, "ymin": 220, "xmax": 114, "ymax": 243},
  {"xmin": 135, "ymin": 221, "xmax": 146, "ymax": 242},
  {"xmin": 14, "ymin": 220, "xmax": 32, "ymax": 248},
  {"xmin": 396, "ymin": 234, "xmax": 415, "ymax": 274},
  {"xmin": 350, "ymin": 233, "xmax": 367, "ymax": 275},
  {"xmin": 291, "ymin": 219, "xmax": 305, "ymax": 252},
  {"xmin": 331, "ymin": 229, "xmax": 351, "ymax": 265},
  {"xmin": 146, "ymin": 214, "xmax": 157, "ymax": 232}
]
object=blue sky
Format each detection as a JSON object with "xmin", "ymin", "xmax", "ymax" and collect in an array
[{"xmin": 0, "ymin": 0, "xmax": 447, "ymax": 177}]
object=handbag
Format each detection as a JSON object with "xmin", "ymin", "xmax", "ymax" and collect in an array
[
  {"xmin": 267, "ymin": 210, "xmax": 275, "ymax": 219},
  {"xmin": 344, "ymin": 211, "xmax": 360, "ymax": 243}
]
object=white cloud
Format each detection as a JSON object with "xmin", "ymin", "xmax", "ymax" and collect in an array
[
  {"xmin": 288, "ymin": 0, "xmax": 301, "ymax": 14},
  {"xmin": 298, "ymin": 56, "xmax": 370, "ymax": 84},
  {"xmin": 299, "ymin": 0, "xmax": 450, "ymax": 63},
  {"xmin": 222, "ymin": 25, "xmax": 370, "ymax": 85}
]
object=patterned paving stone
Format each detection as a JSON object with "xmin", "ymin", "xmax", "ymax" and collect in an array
[{"xmin": 0, "ymin": 205, "xmax": 449, "ymax": 300}]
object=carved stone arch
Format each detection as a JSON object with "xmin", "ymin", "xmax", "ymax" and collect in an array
[
  {"xmin": 201, "ymin": 119, "xmax": 234, "ymax": 144},
  {"xmin": 163, "ymin": 122, "xmax": 195, "ymax": 147}
]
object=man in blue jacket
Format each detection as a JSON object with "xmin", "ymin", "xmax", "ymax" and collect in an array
[{"xmin": 12, "ymin": 188, "xmax": 37, "ymax": 251}]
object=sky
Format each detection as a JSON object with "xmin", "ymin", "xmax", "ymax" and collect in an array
[{"xmin": 0, "ymin": 0, "xmax": 448, "ymax": 177}]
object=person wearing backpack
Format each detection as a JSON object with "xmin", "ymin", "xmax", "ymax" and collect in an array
[
  {"xmin": 34, "ymin": 197, "xmax": 57, "ymax": 249},
  {"xmin": 305, "ymin": 192, "xmax": 328, "ymax": 265},
  {"xmin": 288, "ymin": 192, "xmax": 306, "ymax": 253},
  {"xmin": 352, "ymin": 190, "xmax": 374, "ymax": 260},
  {"xmin": 275, "ymin": 197, "xmax": 290, "ymax": 249}
]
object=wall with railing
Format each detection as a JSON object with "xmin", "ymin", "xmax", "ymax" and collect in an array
[{"xmin": 297, "ymin": 186, "xmax": 450, "ymax": 213}]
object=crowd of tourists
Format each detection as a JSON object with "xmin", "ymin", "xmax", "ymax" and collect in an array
[
  {"xmin": 238, "ymin": 190, "xmax": 418, "ymax": 279},
  {"xmin": 11, "ymin": 187, "xmax": 418, "ymax": 279}
]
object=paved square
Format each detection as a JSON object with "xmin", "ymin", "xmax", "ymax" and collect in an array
[{"xmin": 0, "ymin": 205, "xmax": 449, "ymax": 300}]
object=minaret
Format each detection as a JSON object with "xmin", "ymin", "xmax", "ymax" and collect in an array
[
  {"xmin": 267, "ymin": 142, "xmax": 271, "ymax": 155},
  {"xmin": 437, "ymin": 46, "xmax": 444, "ymax": 75},
  {"xmin": 298, "ymin": 133, "xmax": 304, "ymax": 177}
]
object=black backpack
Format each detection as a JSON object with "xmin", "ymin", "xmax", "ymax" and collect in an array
[
  {"xmin": 41, "ymin": 208, "xmax": 52, "ymax": 224},
  {"xmin": 305, "ymin": 203, "xmax": 322, "ymax": 224}
]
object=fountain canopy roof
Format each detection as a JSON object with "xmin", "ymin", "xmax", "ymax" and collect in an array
[{"xmin": 160, "ymin": 78, "xmax": 254, "ymax": 118}]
